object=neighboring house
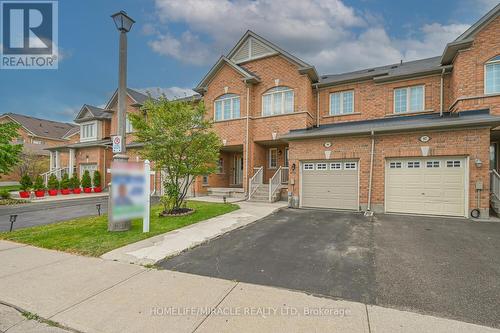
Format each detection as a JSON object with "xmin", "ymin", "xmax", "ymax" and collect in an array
[
  {"xmin": 0, "ymin": 113, "xmax": 79, "ymax": 180},
  {"xmin": 191, "ymin": 3, "xmax": 500, "ymax": 218}
]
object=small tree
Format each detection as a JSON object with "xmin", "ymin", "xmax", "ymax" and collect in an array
[
  {"xmin": 81, "ymin": 170, "xmax": 91, "ymax": 188},
  {"xmin": 92, "ymin": 170, "xmax": 101, "ymax": 188},
  {"xmin": 33, "ymin": 176, "xmax": 46, "ymax": 191},
  {"xmin": 129, "ymin": 98, "xmax": 220, "ymax": 213},
  {"xmin": 19, "ymin": 174, "xmax": 32, "ymax": 191},
  {"xmin": 48, "ymin": 174, "xmax": 59, "ymax": 190},
  {"xmin": 0, "ymin": 122, "xmax": 23, "ymax": 177},
  {"xmin": 60, "ymin": 173, "xmax": 70, "ymax": 189},
  {"xmin": 71, "ymin": 173, "xmax": 80, "ymax": 189}
]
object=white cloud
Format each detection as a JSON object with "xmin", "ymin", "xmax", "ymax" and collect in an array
[
  {"xmin": 136, "ymin": 86, "xmax": 197, "ymax": 99},
  {"xmin": 148, "ymin": 0, "xmax": 471, "ymax": 73}
]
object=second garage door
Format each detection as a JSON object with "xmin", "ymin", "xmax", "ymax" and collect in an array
[
  {"xmin": 385, "ymin": 157, "xmax": 467, "ymax": 217},
  {"xmin": 301, "ymin": 160, "xmax": 359, "ymax": 210}
]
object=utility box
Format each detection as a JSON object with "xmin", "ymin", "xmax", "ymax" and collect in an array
[{"xmin": 476, "ymin": 181, "xmax": 483, "ymax": 190}]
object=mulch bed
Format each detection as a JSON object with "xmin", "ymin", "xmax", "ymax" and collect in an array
[{"xmin": 159, "ymin": 208, "xmax": 195, "ymax": 217}]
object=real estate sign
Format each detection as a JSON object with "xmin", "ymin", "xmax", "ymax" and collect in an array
[{"xmin": 110, "ymin": 162, "xmax": 146, "ymax": 222}]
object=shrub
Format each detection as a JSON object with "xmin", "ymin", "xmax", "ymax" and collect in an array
[
  {"xmin": 92, "ymin": 170, "xmax": 101, "ymax": 188},
  {"xmin": 60, "ymin": 173, "xmax": 70, "ymax": 190},
  {"xmin": 47, "ymin": 174, "xmax": 59, "ymax": 190},
  {"xmin": 19, "ymin": 174, "xmax": 32, "ymax": 191},
  {"xmin": 33, "ymin": 176, "xmax": 46, "ymax": 191},
  {"xmin": 71, "ymin": 173, "xmax": 80, "ymax": 189},
  {"xmin": 0, "ymin": 189, "xmax": 11, "ymax": 199},
  {"xmin": 81, "ymin": 170, "xmax": 91, "ymax": 188}
]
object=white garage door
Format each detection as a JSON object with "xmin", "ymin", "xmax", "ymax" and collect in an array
[
  {"xmin": 301, "ymin": 160, "xmax": 359, "ymax": 210},
  {"xmin": 385, "ymin": 157, "xmax": 467, "ymax": 217}
]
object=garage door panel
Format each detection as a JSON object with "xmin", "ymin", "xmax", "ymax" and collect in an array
[{"xmin": 386, "ymin": 157, "xmax": 466, "ymax": 217}]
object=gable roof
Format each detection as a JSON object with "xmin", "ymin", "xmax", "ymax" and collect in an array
[
  {"xmin": 0, "ymin": 113, "xmax": 78, "ymax": 141},
  {"xmin": 194, "ymin": 56, "xmax": 261, "ymax": 94},
  {"xmin": 74, "ymin": 104, "xmax": 112, "ymax": 123},
  {"xmin": 441, "ymin": 3, "xmax": 500, "ymax": 65},
  {"xmin": 104, "ymin": 88, "xmax": 153, "ymax": 110}
]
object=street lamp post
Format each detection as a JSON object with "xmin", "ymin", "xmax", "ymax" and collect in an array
[
  {"xmin": 108, "ymin": 11, "xmax": 135, "ymax": 232},
  {"xmin": 111, "ymin": 10, "xmax": 135, "ymax": 162}
]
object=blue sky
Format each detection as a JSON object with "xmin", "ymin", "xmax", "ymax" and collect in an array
[{"xmin": 0, "ymin": 0, "xmax": 497, "ymax": 122}]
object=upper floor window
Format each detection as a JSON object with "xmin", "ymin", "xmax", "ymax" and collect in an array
[
  {"xmin": 262, "ymin": 86, "xmax": 294, "ymax": 116},
  {"xmin": 394, "ymin": 85, "xmax": 424, "ymax": 113},
  {"xmin": 485, "ymin": 55, "xmax": 500, "ymax": 94},
  {"xmin": 31, "ymin": 139, "xmax": 44, "ymax": 145},
  {"xmin": 330, "ymin": 90, "xmax": 354, "ymax": 115},
  {"xmin": 214, "ymin": 94, "xmax": 240, "ymax": 121},
  {"xmin": 125, "ymin": 115, "xmax": 133, "ymax": 133},
  {"xmin": 81, "ymin": 122, "xmax": 97, "ymax": 141}
]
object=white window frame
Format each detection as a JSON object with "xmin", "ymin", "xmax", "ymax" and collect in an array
[
  {"xmin": 393, "ymin": 85, "xmax": 425, "ymax": 114},
  {"xmin": 316, "ymin": 163, "xmax": 327, "ymax": 170},
  {"xmin": 80, "ymin": 163, "xmax": 98, "ymax": 178},
  {"xmin": 202, "ymin": 175, "xmax": 209, "ymax": 185},
  {"xmin": 80, "ymin": 121, "xmax": 98, "ymax": 142},
  {"xmin": 344, "ymin": 162, "xmax": 357, "ymax": 170},
  {"xmin": 303, "ymin": 163, "xmax": 314, "ymax": 171},
  {"xmin": 125, "ymin": 115, "xmax": 134, "ymax": 133},
  {"xmin": 330, "ymin": 162, "xmax": 342, "ymax": 170},
  {"xmin": 217, "ymin": 158, "xmax": 224, "ymax": 174},
  {"xmin": 446, "ymin": 160, "xmax": 461, "ymax": 168},
  {"xmin": 214, "ymin": 94, "xmax": 240, "ymax": 122},
  {"xmin": 426, "ymin": 160, "xmax": 440, "ymax": 168},
  {"xmin": 329, "ymin": 90, "xmax": 354, "ymax": 115},
  {"xmin": 407, "ymin": 161, "xmax": 420, "ymax": 168},
  {"xmin": 389, "ymin": 161, "xmax": 402, "ymax": 169},
  {"xmin": 284, "ymin": 148, "xmax": 289, "ymax": 167},
  {"xmin": 485, "ymin": 56, "xmax": 500, "ymax": 95},
  {"xmin": 269, "ymin": 148, "xmax": 278, "ymax": 169},
  {"xmin": 262, "ymin": 87, "xmax": 294, "ymax": 116}
]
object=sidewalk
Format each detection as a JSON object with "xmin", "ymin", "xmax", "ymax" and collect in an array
[
  {"xmin": 0, "ymin": 240, "xmax": 498, "ymax": 333},
  {"xmin": 101, "ymin": 200, "xmax": 287, "ymax": 265}
]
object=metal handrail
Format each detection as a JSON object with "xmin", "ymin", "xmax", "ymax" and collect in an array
[
  {"xmin": 490, "ymin": 169, "xmax": 500, "ymax": 200},
  {"xmin": 40, "ymin": 167, "xmax": 69, "ymax": 186},
  {"xmin": 269, "ymin": 166, "xmax": 282, "ymax": 202},
  {"xmin": 248, "ymin": 166, "xmax": 263, "ymax": 199}
]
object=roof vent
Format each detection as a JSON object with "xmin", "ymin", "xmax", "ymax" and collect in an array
[
  {"xmin": 367, "ymin": 69, "xmax": 375, "ymax": 72},
  {"xmin": 391, "ymin": 65, "xmax": 398, "ymax": 69}
]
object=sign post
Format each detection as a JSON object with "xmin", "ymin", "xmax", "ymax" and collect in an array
[{"xmin": 143, "ymin": 160, "xmax": 151, "ymax": 233}]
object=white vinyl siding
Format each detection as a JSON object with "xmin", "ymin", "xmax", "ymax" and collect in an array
[
  {"xmin": 485, "ymin": 56, "xmax": 500, "ymax": 94},
  {"xmin": 394, "ymin": 85, "xmax": 425, "ymax": 113},
  {"xmin": 262, "ymin": 87, "xmax": 294, "ymax": 116},
  {"xmin": 214, "ymin": 94, "xmax": 240, "ymax": 121},
  {"xmin": 330, "ymin": 90, "xmax": 354, "ymax": 115}
]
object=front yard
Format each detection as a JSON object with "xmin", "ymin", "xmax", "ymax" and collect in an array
[{"xmin": 0, "ymin": 201, "xmax": 238, "ymax": 257}]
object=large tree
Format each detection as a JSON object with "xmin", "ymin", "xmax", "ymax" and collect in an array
[
  {"xmin": 129, "ymin": 98, "xmax": 221, "ymax": 213},
  {"xmin": 0, "ymin": 122, "xmax": 22, "ymax": 177}
]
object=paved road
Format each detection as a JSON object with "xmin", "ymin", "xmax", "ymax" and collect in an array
[
  {"xmin": 160, "ymin": 209, "xmax": 500, "ymax": 329},
  {"xmin": 0, "ymin": 196, "xmax": 109, "ymax": 231}
]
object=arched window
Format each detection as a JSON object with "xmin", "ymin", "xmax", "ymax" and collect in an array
[
  {"xmin": 485, "ymin": 55, "xmax": 500, "ymax": 94},
  {"xmin": 214, "ymin": 94, "xmax": 240, "ymax": 121},
  {"xmin": 262, "ymin": 86, "xmax": 294, "ymax": 116}
]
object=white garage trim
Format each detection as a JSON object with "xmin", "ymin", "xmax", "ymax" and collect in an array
[{"xmin": 384, "ymin": 156, "xmax": 469, "ymax": 218}]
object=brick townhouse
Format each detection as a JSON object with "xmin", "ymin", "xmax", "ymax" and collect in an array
[
  {"xmin": 0, "ymin": 113, "xmax": 79, "ymax": 181},
  {"xmin": 49, "ymin": 4, "xmax": 500, "ymax": 219}
]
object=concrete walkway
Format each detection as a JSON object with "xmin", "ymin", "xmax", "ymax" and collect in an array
[
  {"xmin": 0, "ymin": 240, "xmax": 498, "ymax": 333},
  {"xmin": 101, "ymin": 200, "xmax": 287, "ymax": 265}
]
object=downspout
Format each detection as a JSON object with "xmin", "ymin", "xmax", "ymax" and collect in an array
[
  {"xmin": 245, "ymin": 84, "xmax": 250, "ymax": 198},
  {"xmin": 315, "ymin": 84, "xmax": 320, "ymax": 127},
  {"xmin": 440, "ymin": 68, "xmax": 445, "ymax": 117},
  {"xmin": 365, "ymin": 130, "xmax": 375, "ymax": 216}
]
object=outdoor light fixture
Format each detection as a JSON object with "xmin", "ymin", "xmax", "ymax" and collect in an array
[
  {"xmin": 111, "ymin": 10, "xmax": 135, "ymax": 32},
  {"xmin": 475, "ymin": 159, "xmax": 483, "ymax": 168},
  {"xmin": 292, "ymin": 163, "xmax": 296, "ymax": 171}
]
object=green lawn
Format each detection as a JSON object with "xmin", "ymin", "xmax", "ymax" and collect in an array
[
  {"xmin": 0, "ymin": 201, "xmax": 238, "ymax": 257},
  {"xmin": 0, "ymin": 185, "xmax": 21, "ymax": 192}
]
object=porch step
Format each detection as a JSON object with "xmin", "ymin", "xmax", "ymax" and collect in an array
[
  {"xmin": 207, "ymin": 187, "xmax": 245, "ymax": 199},
  {"xmin": 248, "ymin": 184, "xmax": 281, "ymax": 202}
]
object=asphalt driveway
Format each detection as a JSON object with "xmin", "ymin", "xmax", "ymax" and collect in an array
[{"xmin": 160, "ymin": 208, "xmax": 500, "ymax": 329}]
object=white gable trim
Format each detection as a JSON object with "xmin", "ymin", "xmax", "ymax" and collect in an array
[{"xmin": 230, "ymin": 36, "xmax": 278, "ymax": 64}]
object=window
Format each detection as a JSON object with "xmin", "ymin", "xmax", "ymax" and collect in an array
[
  {"xmin": 125, "ymin": 115, "xmax": 133, "ymax": 133},
  {"xmin": 344, "ymin": 162, "xmax": 357, "ymax": 170},
  {"xmin": 316, "ymin": 163, "xmax": 327, "ymax": 170},
  {"xmin": 202, "ymin": 175, "xmax": 209, "ymax": 185},
  {"xmin": 284, "ymin": 148, "xmax": 289, "ymax": 167},
  {"xmin": 269, "ymin": 148, "xmax": 278, "ymax": 169},
  {"xmin": 330, "ymin": 162, "xmax": 342, "ymax": 170},
  {"xmin": 394, "ymin": 85, "xmax": 424, "ymax": 113},
  {"xmin": 217, "ymin": 158, "xmax": 224, "ymax": 174},
  {"xmin": 407, "ymin": 161, "xmax": 420, "ymax": 168},
  {"xmin": 262, "ymin": 86, "xmax": 294, "ymax": 116},
  {"xmin": 81, "ymin": 122, "xmax": 97, "ymax": 140},
  {"xmin": 214, "ymin": 94, "xmax": 240, "ymax": 121},
  {"xmin": 303, "ymin": 163, "xmax": 314, "ymax": 170},
  {"xmin": 446, "ymin": 160, "xmax": 461, "ymax": 168},
  {"xmin": 16, "ymin": 137, "xmax": 24, "ymax": 144},
  {"xmin": 330, "ymin": 90, "xmax": 354, "ymax": 115},
  {"xmin": 485, "ymin": 55, "xmax": 500, "ymax": 94},
  {"xmin": 390, "ymin": 162, "xmax": 402, "ymax": 169},
  {"xmin": 31, "ymin": 139, "xmax": 43, "ymax": 145},
  {"xmin": 426, "ymin": 161, "xmax": 440, "ymax": 168}
]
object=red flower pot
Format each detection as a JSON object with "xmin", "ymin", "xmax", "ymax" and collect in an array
[
  {"xmin": 48, "ymin": 189, "xmax": 58, "ymax": 196},
  {"xmin": 34, "ymin": 190, "xmax": 45, "ymax": 198},
  {"xmin": 19, "ymin": 191, "xmax": 30, "ymax": 198},
  {"xmin": 61, "ymin": 189, "xmax": 71, "ymax": 195},
  {"xmin": 83, "ymin": 187, "xmax": 92, "ymax": 193},
  {"xmin": 72, "ymin": 188, "xmax": 81, "ymax": 194},
  {"xmin": 93, "ymin": 187, "xmax": 102, "ymax": 193}
]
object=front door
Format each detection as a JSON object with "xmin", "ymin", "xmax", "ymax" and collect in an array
[{"xmin": 234, "ymin": 154, "xmax": 243, "ymax": 185}]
